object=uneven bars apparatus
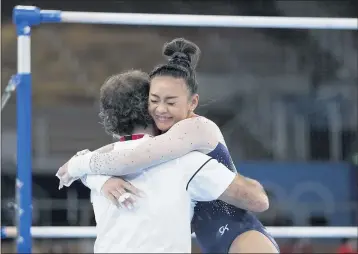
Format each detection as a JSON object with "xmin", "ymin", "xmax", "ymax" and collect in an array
[
  {"xmin": 2, "ymin": 226, "xmax": 358, "ymax": 239},
  {"xmin": 11, "ymin": 5, "xmax": 358, "ymax": 253}
]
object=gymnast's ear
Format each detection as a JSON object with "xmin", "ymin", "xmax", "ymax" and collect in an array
[{"xmin": 190, "ymin": 93, "xmax": 199, "ymax": 112}]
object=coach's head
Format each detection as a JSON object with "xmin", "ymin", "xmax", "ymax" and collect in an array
[{"xmin": 99, "ymin": 70, "xmax": 154, "ymax": 136}]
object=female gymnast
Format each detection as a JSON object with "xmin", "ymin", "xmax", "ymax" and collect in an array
[{"xmin": 58, "ymin": 38, "xmax": 279, "ymax": 253}]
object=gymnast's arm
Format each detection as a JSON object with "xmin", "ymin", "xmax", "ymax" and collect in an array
[
  {"xmin": 67, "ymin": 116, "xmax": 219, "ymax": 178},
  {"xmin": 74, "ymin": 145, "xmax": 112, "ymax": 193},
  {"xmin": 75, "ymin": 145, "xmax": 136, "ymax": 193},
  {"xmin": 77, "ymin": 144, "xmax": 114, "ymax": 192},
  {"xmin": 74, "ymin": 146, "xmax": 142, "ymax": 203}
]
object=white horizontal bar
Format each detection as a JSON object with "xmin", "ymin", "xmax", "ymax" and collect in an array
[
  {"xmin": 268, "ymin": 226, "xmax": 358, "ymax": 238},
  {"xmin": 60, "ymin": 12, "xmax": 358, "ymax": 30},
  {"xmin": 2, "ymin": 226, "xmax": 358, "ymax": 238}
]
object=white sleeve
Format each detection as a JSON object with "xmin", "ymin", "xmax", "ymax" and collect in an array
[
  {"xmin": 180, "ymin": 152, "xmax": 236, "ymax": 201},
  {"xmin": 80, "ymin": 175, "xmax": 111, "ymax": 193}
]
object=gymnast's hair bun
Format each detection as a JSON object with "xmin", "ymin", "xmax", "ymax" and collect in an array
[{"xmin": 163, "ymin": 38, "xmax": 201, "ymax": 70}]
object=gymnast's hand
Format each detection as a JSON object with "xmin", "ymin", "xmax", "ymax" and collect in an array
[
  {"xmin": 101, "ymin": 177, "xmax": 145, "ymax": 209},
  {"xmin": 56, "ymin": 149, "xmax": 91, "ymax": 189}
]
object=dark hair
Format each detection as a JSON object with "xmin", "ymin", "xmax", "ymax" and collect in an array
[
  {"xmin": 99, "ymin": 70, "xmax": 152, "ymax": 136},
  {"xmin": 149, "ymin": 38, "xmax": 201, "ymax": 95}
]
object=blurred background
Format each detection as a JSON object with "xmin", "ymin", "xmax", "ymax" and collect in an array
[{"xmin": 1, "ymin": 0, "xmax": 357, "ymax": 253}]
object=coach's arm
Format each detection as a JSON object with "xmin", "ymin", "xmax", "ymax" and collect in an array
[
  {"xmin": 184, "ymin": 153, "xmax": 269, "ymax": 213},
  {"xmin": 218, "ymin": 174, "xmax": 269, "ymax": 213}
]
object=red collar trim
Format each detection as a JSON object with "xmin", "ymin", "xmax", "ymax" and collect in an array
[{"xmin": 119, "ymin": 134, "xmax": 145, "ymax": 142}]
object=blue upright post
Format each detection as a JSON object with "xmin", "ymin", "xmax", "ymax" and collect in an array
[
  {"xmin": 12, "ymin": 6, "xmax": 61, "ymax": 252},
  {"xmin": 13, "ymin": 6, "xmax": 41, "ymax": 254},
  {"xmin": 12, "ymin": 6, "xmax": 62, "ymax": 252}
]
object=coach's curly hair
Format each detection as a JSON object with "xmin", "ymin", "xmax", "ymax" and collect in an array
[{"xmin": 99, "ymin": 70, "xmax": 153, "ymax": 136}]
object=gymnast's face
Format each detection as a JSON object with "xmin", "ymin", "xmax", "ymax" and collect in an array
[{"xmin": 149, "ymin": 76, "xmax": 198, "ymax": 132}]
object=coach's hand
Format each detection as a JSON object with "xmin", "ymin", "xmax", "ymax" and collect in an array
[{"xmin": 101, "ymin": 177, "xmax": 144, "ymax": 209}]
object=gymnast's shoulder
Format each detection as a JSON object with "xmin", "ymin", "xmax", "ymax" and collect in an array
[
  {"xmin": 172, "ymin": 114, "xmax": 221, "ymax": 134},
  {"xmin": 169, "ymin": 115, "xmax": 222, "ymax": 152}
]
